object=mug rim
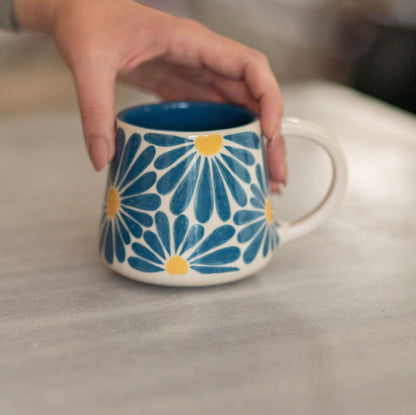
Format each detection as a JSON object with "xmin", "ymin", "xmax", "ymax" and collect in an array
[{"xmin": 116, "ymin": 101, "xmax": 259, "ymax": 133}]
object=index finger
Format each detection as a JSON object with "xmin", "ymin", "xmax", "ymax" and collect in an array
[{"xmin": 198, "ymin": 31, "xmax": 283, "ymax": 139}]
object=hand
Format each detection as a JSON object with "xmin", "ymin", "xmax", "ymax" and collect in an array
[{"xmin": 15, "ymin": 0, "xmax": 287, "ymax": 190}]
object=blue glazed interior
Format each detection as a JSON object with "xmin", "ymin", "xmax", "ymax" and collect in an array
[{"xmin": 118, "ymin": 102, "xmax": 257, "ymax": 131}]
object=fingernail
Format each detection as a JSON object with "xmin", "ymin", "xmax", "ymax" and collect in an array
[
  {"xmin": 88, "ymin": 138, "xmax": 109, "ymax": 171},
  {"xmin": 269, "ymin": 181, "xmax": 282, "ymax": 194},
  {"xmin": 271, "ymin": 121, "xmax": 282, "ymax": 141}
]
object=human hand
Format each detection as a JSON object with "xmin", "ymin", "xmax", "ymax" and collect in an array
[{"xmin": 15, "ymin": 0, "xmax": 287, "ymax": 190}]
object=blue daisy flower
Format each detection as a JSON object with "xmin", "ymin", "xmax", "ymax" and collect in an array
[
  {"xmin": 128, "ymin": 212, "xmax": 241, "ymax": 275},
  {"xmin": 100, "ymin": 129, "xmax": 161, "ymax": 264},
  {"xmin": 233, "ymin": 164, "xmax": 279, "ymax": 264},
  {"xmin": 144, "ymin": 131, "xmax": 260, "ymax": 223}
]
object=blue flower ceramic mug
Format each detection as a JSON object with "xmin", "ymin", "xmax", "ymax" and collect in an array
[{"xmin": 99, "ymin": 102, "xmax": 347, "ymax": 286}]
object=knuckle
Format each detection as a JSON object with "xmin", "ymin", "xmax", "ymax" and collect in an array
[
  {"xmin": 82, "ymin": 105, "xmax": 109, "ymax": 124},
  {"xmin": 252, "ymin": 50, "xmax": 269, "ymax": 66},
  {"xmin": 81, "ymin": 106, "xmax": 111, "ymax": 141},
  {"xmin": 180, "ymin": 17, "xmax": 204, "ymax": 31},
  {"xmin": 176, "ymin": 17, "xmax": 209, "ymax": 38}
]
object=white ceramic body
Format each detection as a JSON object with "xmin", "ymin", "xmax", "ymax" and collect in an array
[{"xmin": 99, "ymin": 103, "xmax": 347, "ymax": 286}]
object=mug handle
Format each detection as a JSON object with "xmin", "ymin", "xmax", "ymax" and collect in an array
[{"xmin": 275, "ymin": 118, "xmax": 348, "ymax": 244}]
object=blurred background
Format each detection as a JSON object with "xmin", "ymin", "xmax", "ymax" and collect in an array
[{"xmin": 1, "ymin": 0, "xmax": 415, "ymax": 117}]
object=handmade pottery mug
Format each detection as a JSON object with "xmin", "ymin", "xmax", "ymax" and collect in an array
[{"xmin": 99, "ymin": 102, "xmax": 347, "ymax": 286}]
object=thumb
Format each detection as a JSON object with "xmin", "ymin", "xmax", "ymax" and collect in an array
[{"xmin": 73, "ymin": 64, "xmax": 116, "ymax": 171}]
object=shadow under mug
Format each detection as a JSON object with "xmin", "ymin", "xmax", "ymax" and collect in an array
[{"xmin": 99, "ymin": 102, "xmax": 347, "ymax": 286}]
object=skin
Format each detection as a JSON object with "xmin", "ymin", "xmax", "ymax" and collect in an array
[{"xmin": 14, "ymin": 0, "xmax": 287, "ymax": 190}]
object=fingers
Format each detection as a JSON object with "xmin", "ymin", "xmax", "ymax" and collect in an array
[
  {"xmin": 120, "ymin": 58, "xmax": 252, "ymax": 108},
  {"xmin": 73, "ymin": 63, "xmax": 116, "ymax": 171},
  {"xmin": 165, "ymin": 20, "xmax": 283, "ymax": 136},
  {"xmin": 119, "ymin": 59, "xmax": 226, "ymax": 103},
  {"xmin": 266, "ymin": 134, "xmax": 287, "ymax": 193},
  {"xmin": 241, "ymin": 55, "xmax": 283, "ymax": 140},
  {"xmin": 210, "ymin": 74, "xmax": 259, "ymax": 113},
  {"xmin": 191, "ymin": 30, "xmax": 283, "ymax": 138},
  {"xmin": 182, "ymin": 26, "xmax": 287, "ymax": 191}
]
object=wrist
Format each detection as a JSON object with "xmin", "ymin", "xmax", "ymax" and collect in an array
[{"xmin": 14, "ymin": 0, "xmax": 59, "ymax": 33}]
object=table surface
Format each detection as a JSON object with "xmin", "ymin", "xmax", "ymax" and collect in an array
[{"xmin": 1, "ymin": 81, "xmax": 415, "ymax": 415}]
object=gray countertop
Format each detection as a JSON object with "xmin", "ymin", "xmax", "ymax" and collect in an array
[{"xmin": 1, "ymin": 81, "xmax": 415, "ymax": 415}]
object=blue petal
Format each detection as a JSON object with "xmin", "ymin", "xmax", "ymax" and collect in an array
[
  {"xmin": 99, "ymin": 220, "xmax": 109, "ymax": 254},
  {"xmin": 111, "ymin": 128, "xmax": 125, "ymax": 183},
  {"xmin": 114, "ymin": 222, "xmax": 126, "ymax": 263},
  {"xmin": 116, "ymin": 133, "xmax": 141, "ymax": 187},
  {"xmin": 104, "ymin": 222, "xmax": 114, "ymax": 264},
  {"xmin": 215, "ymin": 159, "xmax": 247, "ymax": 207},
  {"xmin": 273, "ymin": 230, "xmax": 280, "ymax": 247},
  {"xmin": 155, "ymin": 212, "xmax": 170, "ymax": 255},
  {"xmin": 255, "ymin": 164, "xmax": 266, "ymax": 195},
  {"xmin": 179, "ymin": 225, "xmax": 204, "ymax": 255},
  {"xmin": 131, "ymin": 242, "xmax": 164, "ymax": 264},
  {"xmin": 170, "ymin": 156, "xmax": 201, "ymax": 215},
  {"xmin": 128, "ymin": 257, "xmax": 164, "ymax": 273},
  {"xmin": 191, "ymin": 265, "xmax": 239, "ymax": 274},
  {"xmin": 263, "ymin": 228, "xmax": 271, "ymax": 257},
  {"xmin": 224, "ymin": 146, "xmax": 255, "ymax": 166},
  {"xmin": 223, "ymin": 132, "xmax": 260, "ymax": 149},
  {"xmin": 121, "ymin": 207, "xmax": 153, "ymax": 227},
  {"xmin": 157, "ymin": 152, "xmax": 196, "ymax": 195},
  {"xmin": 250, "ymin": 197, "xmax": 264, "ymax": 210},
  {"xmin": 121, "ymin": 146, "xmax": 156, "ymax": 189},
  {"xmin": 122, "ymin": 194, "xmax": 161, "ymax": 211},
  {"xmin": 237, "ymin": 219, "xmax": 264, "ymax": 243},
  {"xmin": 154, "ymin": 145, "xmax": 195, "ymax": 169},
  {"xmin": 144, "ymin": 230, "xmax": 166, "ymax": 260},
  {"xmin": 188, "ymin": 225, "xmax": 235, "ymax": 260},
  {"xmin": 212, "ymin": 161, "xmax": 231, "ymax": 221},
  {"xmin": 243, "ymin": 224, "xmax": 266, "ymax": 264},
  {"xmin": 174, "ymin": 215, "xmax": 189, "ymax": 253},
  {"xmin": 144, "ymin": 133, "xmax": 192, "ymax": 147},
  {"xmin": 195, "ymin": 159, "xmax": 213, "ymax": 223},
  {"xmin": 190, "ymin": 247, "xmax": 240, "ymax": 265},
  {"xmin": 115, "ymin": 215, "xmax": 131, "ymax": 244},
  {"xmin": 122, "ymin": 171, "xmax": 156, "ymax": 197},
  {"xmin": 120, "ymin": 212, "xmax": 143, "ymax": 238},
  {"xmin": 250, "ymin": 183, "xmax": 265, "ymax": 203},
  {"xmin": 271, "ymin": 232, "xmax": 276, "ymax": 250},
  {"xmin": 234, "ymin": 210, "xmax": 264, "ymax": 225},
  {"xmin": 220, "ymin": 154, "xmax": 251, "ymax": 183}
]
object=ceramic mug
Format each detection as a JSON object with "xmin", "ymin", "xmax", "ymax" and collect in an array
[{"xmin": 99, "ymin": 102, "xmax": 347, "ymax": 286}]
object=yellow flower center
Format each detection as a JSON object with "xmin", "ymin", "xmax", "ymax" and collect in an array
[
  {"xmin": 265, "ymin": 199, "xmax": 273, "ymax": 223},
  {"xmin": 195, "ymin": 134, "xmax": 223, "ymax": 156},
  {"xmin": 107, "ymin": 187, "xmax": 119, "ymax": 218},
  {"xmin": 166, "ymin": 256, "xmax": 189, "ymax": 275}
]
